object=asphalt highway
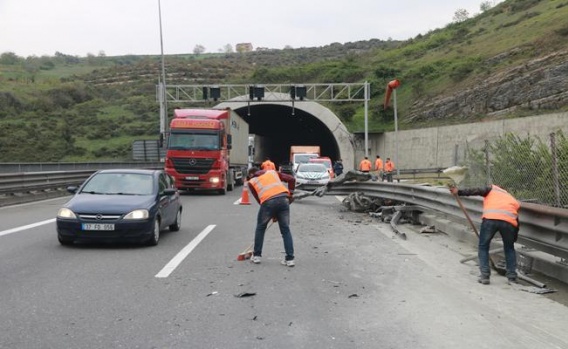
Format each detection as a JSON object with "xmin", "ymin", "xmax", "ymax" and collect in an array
[{"xmin": 1, "ymin": 190, "xmax": 568, "ymax": 349}]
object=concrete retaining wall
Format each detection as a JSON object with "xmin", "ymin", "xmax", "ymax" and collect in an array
[{"xmin": 354, "ymin": 112, "xmax": 568, "ymax": 170}]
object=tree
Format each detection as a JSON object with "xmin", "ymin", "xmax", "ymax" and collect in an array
[
  {"xmin": 193, "ymin": 45, "xmax": 205, "ymax": 55},
  {"xmin": 480, "ymin": 1, "xmax": 493, "ymax": 12},
  {"xmin": 453, "ymin": 8, "xmax": 469, "ymax": 23},
  {"xmin": 0, "ymin": 52, "xmax": 20, "ymax": 65},
  {"xmin": 223, "ymin": 44, "xmax": 233, "ymax": 53}
]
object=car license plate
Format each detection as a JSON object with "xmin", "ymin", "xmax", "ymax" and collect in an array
[
  {"xmin": 308, "ymin": 180, "xmax": 319, "ymax": 184},
  {"xmin": 82, "ymin": 223, "xmax": 115, "ymax": 231},
  {"xmin": 186, "ymin": 176, "xmax": 199, "ymax": 180}
]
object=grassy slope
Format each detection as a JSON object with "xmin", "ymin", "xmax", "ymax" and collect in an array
[{"xmin": 0, "ymin": 0, "xmax": 567, "ymax": 161}]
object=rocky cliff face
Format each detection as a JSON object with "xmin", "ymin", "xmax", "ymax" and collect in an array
[{"xmin": 407, "ymin": 49, "xmax": 568, "ymax": 122}]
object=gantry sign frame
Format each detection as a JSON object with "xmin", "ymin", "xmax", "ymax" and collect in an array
[{"xmin": 157, "ymin": 83, "xmax": 371, "ymax": 157}]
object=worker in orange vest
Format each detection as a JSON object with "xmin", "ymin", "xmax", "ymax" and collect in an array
[
  {"xmin": 374, "ymin": 155, "xmax": 384, "ymax": 181},
  {"xmin": 450, "ymin": 184, "xmax": 520, "ymax": 284},
  {"xmin": 359, "ymin": 156, "xmax": 372, "ymax": 173},
  {"xmin": 384, "ymin": 158, "xmax": 395, "ymax": 182},
  {"xmin": 261, "ymin": 157, "xmax": 276, "ymax": 171},
  {"xmin": 247, "ymin": 167, "xmax": 296, "ymax": 267}
]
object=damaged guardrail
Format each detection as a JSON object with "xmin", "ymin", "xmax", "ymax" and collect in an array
[{"xmin": 326, "ymin": 181, "xmax": 568, "ymax": 261}]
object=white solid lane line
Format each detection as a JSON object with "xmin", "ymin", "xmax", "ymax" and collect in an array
[
  {"xmin": 0, "ymin": 218, "xmax": 56, "ymax": 237},
  {"xmin": 155, "ymin": 224, "xmax": 216, "ymax": 278}
]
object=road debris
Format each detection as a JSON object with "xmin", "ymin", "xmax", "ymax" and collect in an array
[{"xmin": 234, "ymin": 292, "xmax": 256, "ymax": 298}]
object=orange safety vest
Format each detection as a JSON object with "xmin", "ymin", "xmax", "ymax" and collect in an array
[
  {"xmin": 248, "ymin": 170, "xmax": 289, "ymax": 204},
  {"xmin": 359, "ymin": 159, "xmax": 372, "ymax": 171},
  {"xmin": 375, "ymin": 159, "xmax": 383, "ymax": 171},
  {"xmin": 482, "ymin": 185, "xmax": 520, "ymax": 227},
  {"xmin": 385, "ymin": 161, "xmax": 395, "ymax": 172},
  {"xmin": 261, "ymin": 160, "xmax": 276, "ymax": 171}
]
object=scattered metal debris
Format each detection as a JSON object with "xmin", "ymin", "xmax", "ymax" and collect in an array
[
  {"xmin": 234, "ymin": 292, "xmax": 256, "ymax": 298},
  {"xmin": 519, "ymin": 286, "xmax": 556, "ymax": 294},
  {"xmin": 389, "ymin": 210, "xmax": 407, "ymax": 240},
  {"xmin": 419, "ymin": 225, "xmax": 437, "ymax": 234}
]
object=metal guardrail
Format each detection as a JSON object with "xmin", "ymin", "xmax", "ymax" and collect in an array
[
  {"xmin": 0, "ymin": 170, "xmax": 93, "ymax": 195},
  {"xmin": 0, "ymin": 162, "xmax": 163, "ymax": 196},
  {"xmin": 0, "ymin": 161, "xmax": 163, "ymax": 173},
  {"xmin": 328, "ymin": 181, "xmax": 568, "ymax": 261}
]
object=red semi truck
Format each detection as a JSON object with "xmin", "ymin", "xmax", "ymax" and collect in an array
[{"xmin": 165, "ymin": 108, "xmax": 249, "ymax": 195}]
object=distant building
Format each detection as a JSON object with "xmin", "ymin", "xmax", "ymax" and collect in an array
[{"xmin": 236, "ymin": 43, "xmax": 253, "ymax": 53}]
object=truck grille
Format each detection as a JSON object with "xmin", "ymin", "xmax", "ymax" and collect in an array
[{"xmin": 171, "ymin": 157, "xmax": 215, "ymax": 174}]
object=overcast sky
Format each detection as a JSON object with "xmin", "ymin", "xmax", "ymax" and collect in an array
[{"xmin": 0, "ymin": 0, "xmax": 501, "ymax": 57}]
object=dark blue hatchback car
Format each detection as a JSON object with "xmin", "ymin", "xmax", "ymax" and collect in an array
[{"xmin": 56, "ymin": 169, "xmax": 182, "ymax": 246}]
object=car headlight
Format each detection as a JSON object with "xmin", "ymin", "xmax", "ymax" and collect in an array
[
  {"xmin": 123, "ymin": 209, "xmax": 149, "ymax": 220},
  {"xmin": 57, "ymin": 208, "xmax": 77, "ymax": 219},
  {"xmin": 296, "ymin": 173, "xmax": 306, "ymax": 179}
]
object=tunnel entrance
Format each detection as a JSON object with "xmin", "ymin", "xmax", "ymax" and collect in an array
[
  {"xmin": 234, "ymin": 104, "xmax": 338, "ymax": 168},
  {"xmin": 215, "ymin": 97, "xmax": 354, "ymax": 170}
]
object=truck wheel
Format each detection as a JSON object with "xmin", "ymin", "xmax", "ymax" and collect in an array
[{"xmin": 227, "ymin": 172, "xmax": 234, "ymax": 192}]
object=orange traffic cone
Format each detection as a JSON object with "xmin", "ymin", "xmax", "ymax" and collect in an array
[{"xmin": 240, "ymin": 183, "xmax": 251, "ymax": 205}]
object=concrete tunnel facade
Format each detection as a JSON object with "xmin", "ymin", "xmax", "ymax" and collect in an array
[{"xmin": 216, "ymin": 94, "xmax": 355, "ymax": 170}]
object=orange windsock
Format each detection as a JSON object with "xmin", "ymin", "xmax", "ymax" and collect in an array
[{"xmin": 384, "ymin": 79, "xmax": 401, "ymax": 110}]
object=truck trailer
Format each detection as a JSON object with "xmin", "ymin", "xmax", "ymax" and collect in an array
[{"xmin": 165, "ymin": 108, "xmax": 249, "ymax": 194}]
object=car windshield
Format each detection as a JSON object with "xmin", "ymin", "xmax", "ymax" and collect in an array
[
  {"xmin": 310, "ymin": 160, "xmax": 331, "ymax": 169},
  {"xmin": 298, "ymin": 164, "xmax": 327, "ymax": 173},
  {"xmin": 81, "ymin": 173, "xmax": 154, "ymax": 195}
]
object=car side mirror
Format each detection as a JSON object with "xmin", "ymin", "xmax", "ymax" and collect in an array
[
  {"xmin": 67, "ymin": 186, "xmax": 78, "ymax": 194},
  {"xmin": 163, "ymin": 188, "xmax": 177, "ymax": 196}
]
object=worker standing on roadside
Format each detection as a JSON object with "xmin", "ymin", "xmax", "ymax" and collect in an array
[
  {"xmin": 333, "ymin": 159, "xmax": 344, "ymax": 177},
  {"xmin": 374, "ymin": 155, "xmax": 384, "ymax": 181},
  {"xmin": 247, "ymin": 167, "xmax": 296, "ymax": 267},
  {"xmin": 384, "ymin": 158, "xmax": 395, "ymax": 182},
  {"xmin": 449, "ymin": 184, "xmax": 520, "ymax": 285},
  {"xmin": 359, "ymin": 156, "xmax": 372, "ymax": 173},
  {"xmin": 261, "ymin": 157, "xmax": 276, "ymax": 171}
]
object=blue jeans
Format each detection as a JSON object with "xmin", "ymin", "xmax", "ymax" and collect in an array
[
  {"xmin": 478, "ymin": 219, "xmax": 517, "ymax": 279},
  {"xmin": 253, "ymin": 196, "xmax": 294, "ymax": 261}
]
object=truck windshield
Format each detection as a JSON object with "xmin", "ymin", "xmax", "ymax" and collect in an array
[
  {"xmin": 295, "ymin": 154, "xmax": 319, "ymax": 164},
  {"xmin": 168, "ymin": 132, "xmax": 220, "ymax": 150}
]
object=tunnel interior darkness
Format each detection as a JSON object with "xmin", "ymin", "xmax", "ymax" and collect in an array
[{"xmin": 233, "ymin": 104, "xmax": 339, "ymax": 167}]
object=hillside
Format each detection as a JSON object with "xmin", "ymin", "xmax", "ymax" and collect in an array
[{"xmin": 0, "ymin": 0, "xmax": 567, "ymax": 162}]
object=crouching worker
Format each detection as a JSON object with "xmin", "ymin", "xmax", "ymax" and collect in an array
[
  {"xmin": 450, "ymin": 184, "xmax": 520, "ymax": 284},
  {"xmin": 247, "ymin": 167, "xmax": 296, "ymax": 267}
]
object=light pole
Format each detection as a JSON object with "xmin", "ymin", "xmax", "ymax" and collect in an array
[{"xmin": 158, "ymin": 0, "xmax": 167, "ymax": 147}]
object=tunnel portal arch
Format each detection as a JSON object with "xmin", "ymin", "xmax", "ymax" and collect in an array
[{"xmin": 216, "ymin": 94, "xmax": 354, "ymax": 169}]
